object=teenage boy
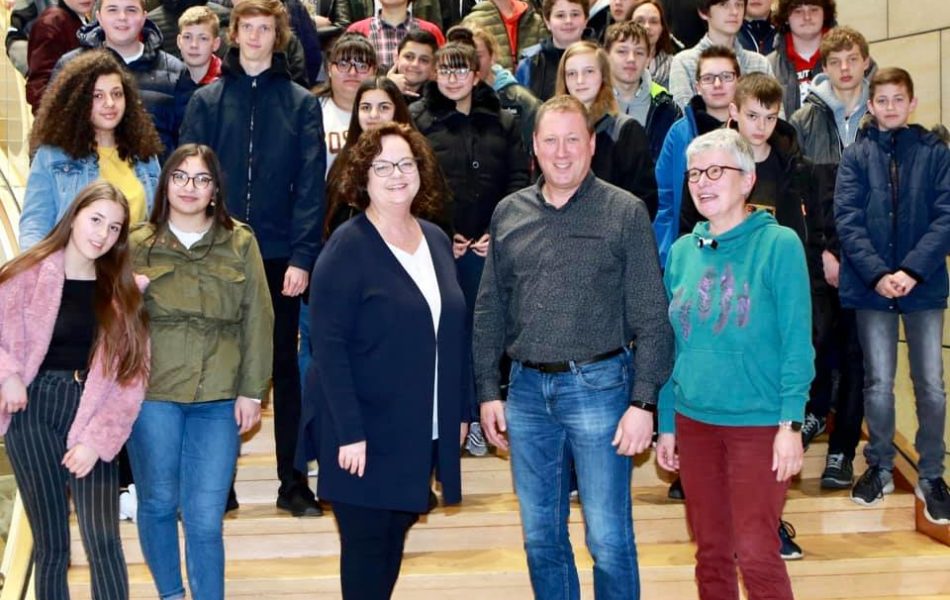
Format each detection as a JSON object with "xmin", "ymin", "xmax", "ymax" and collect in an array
[
  {"xmin": 389, "ymin": 29, "xmax": 438, "ymax": 97},
  {"xmin": 790, "ymin": 26, "xmax": 871, "ymax": 489},
  {"xmin": 835, "ymin": 67, "xmax": 950, "ymax": 524},
  {"xmin": 515, "ymin": 0, "xmax": 587, "ymax": 101},
  {"xmin": 346, "ymin": 0, "xmax": 445, "ymax": 72},
  {"xmin": 461, "ymin": 0, "xmax": 547, "ymax": 70},
  {"xmin": 668, "ymin": 0, "xmax": 772, "ymax": 110},
  {"xmin": 52, "ymin": 0, "xmax": 184, "ymax": 152},
  {"xmin": 180, "ymin": 0, "xmax": 326, "ymax": 517},
  {"xmin": 24, "ymin": 0, "xmax": 92, "ymax": 112},
  {"xmin": 738, "ymin": 0, "xmax": 776, "ymax": 54},
  {"xmin": 172, "ymin": 6, "xmax": 221, "ymax": 142},
  {"xmin": 605, "ymin": 20, "xmax": 680, "ymax": 160},
  {"xmin": 654, "ymin": 45, "xmax": 739, "ymax": 266},
  {"xmin": 768, "ymin": 0, "xmax": 837, "ymax": 118}
]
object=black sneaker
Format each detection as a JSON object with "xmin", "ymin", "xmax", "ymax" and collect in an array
[
  {"xmin": 820, "ymin": 453, "xmax": 853, "ymax": 490},
  {"xmin": 778, "ymin": 520, "xmax": 803, "ymax": 560},
  {"xmin": 850, "ymin": 466, "xmax": 894, "ymax": 506},
  {"xmin": 801, "ymin": 412, "xmax": 826, "ymax": 451},
  {"xmin": 915, "ymin": 477, "xmax": 950, "ymax": 525},
  {"xmin": 667, "ymin": 477, "xmax": 685, "ymax": 501},
  {"xmin": 276, "ymin": 486, "xmax": 323, "ymax": 517}
]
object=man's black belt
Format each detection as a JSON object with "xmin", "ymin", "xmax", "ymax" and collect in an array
[{"xmin": 521, "ymin": 347, "xmax": 625, "ymax": 374}]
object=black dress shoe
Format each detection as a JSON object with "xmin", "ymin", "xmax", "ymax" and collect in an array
[
  {"xmin": 277, "ymin": 486, "xmax": 323, "ymax": 517},
  {"xmin": 668, "ymin": 477, "xmax": 685, "ymax": 501},
  {"xmin": 226, "ymin": 485, "xmax": 239, "ymax": 513}
]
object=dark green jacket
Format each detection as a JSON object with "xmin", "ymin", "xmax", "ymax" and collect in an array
[
  {"xmin": 130, "ymin": 220, "xmax": 274, "ymax": 403},
  {"xmin": 461, "ymin": 1, "xmax": 546, "ymax": 70}
]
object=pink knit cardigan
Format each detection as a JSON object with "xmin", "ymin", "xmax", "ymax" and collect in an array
[{"xmin": 0, "ymin": 250, "xmax": 146, "ymax": 461}]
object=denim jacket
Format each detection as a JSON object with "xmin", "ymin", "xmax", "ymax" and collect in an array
[{"xmin": 19, "ymin": 145, "xmax": 160, "ymax": 250}]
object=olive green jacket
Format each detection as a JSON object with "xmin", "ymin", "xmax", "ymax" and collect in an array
[
  {"xmin": 130, "ymin": 220, "xmax": 274, "ymax": 404},
  {"xmin": 461, "ymin": 1, "xmax": 546, "ymax": 70}
]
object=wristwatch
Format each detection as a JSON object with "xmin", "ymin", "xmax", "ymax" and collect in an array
[{"xmin": 778, "ymin": 420, "xmax": 803, "ymax": 432}]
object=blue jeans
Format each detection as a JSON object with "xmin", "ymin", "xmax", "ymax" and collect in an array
[
  {"xmin": 127, "ymin": 400, "xmax": 239, "ymax": 600},
  {"xmin": 856, "ymin": 309, "xmax": 947, "ymax": 479},
  {"xmin": 505, "ymin": 351, "xmax": 639, "ymax": 600}
]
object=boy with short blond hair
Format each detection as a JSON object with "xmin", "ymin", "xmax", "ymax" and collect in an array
[
  {"xmin": 172, "ymin": 6, "xmax": 222, "ymax": 143},
  {"xmin": 835, "ymin": 68, "xmax": 950, "ymax": 524}
]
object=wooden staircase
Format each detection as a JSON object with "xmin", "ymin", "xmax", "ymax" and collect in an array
[{"xmin": 68, "ymin": 413, "xmax": 950, "ymax": 599}]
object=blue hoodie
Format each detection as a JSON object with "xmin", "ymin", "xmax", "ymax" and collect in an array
[{"xmin": 658, "ymin": 211, "xmax": 815, "ymax": 433}]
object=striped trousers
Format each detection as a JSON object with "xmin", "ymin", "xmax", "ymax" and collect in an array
[{"xmin": 5, "ymin": 371, "xmax": 128, "ymax": 600}]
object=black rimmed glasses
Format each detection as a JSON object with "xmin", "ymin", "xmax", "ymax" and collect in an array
[
  {"xmin": 697, "ymin": 71, "xmax": 737, "ymax": 86},
  {"xmin": 170, "ymin": 171, "xmax": 214, "ymax": 189},
  {"xmin": 334, "ymin": 59, "xmax": 372, "ymax": 74},
  {"xmin": 685, "ymin": 165, "xmax": 744, "ymax": 183},
  {"xmin": 371, "ymin": 158, "xmax": 418, "ymax": 177}
]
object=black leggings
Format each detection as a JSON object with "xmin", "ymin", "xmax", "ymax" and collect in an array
[
  {"xmin": 5, "ymin": 371, "xmax": 127, "ymax": 600},
  {"xmin": 332, "ymin": 501, "xmax": 419, "ymax": 600}
]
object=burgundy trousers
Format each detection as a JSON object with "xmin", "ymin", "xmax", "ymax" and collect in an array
[{"xmin": 676, "ymin": 413, "xmax": 794, "ymax": 600}]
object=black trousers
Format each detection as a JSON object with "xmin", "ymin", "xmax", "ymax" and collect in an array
[
  {"xmin": 263, "ymin": 258, "xmax": 307, "ymax": 491},
  {"xmin": 807, "ymin": 289, "xmax": 865, "ymax": 459},
  {"xmin": 333, "ymin": 501, "xmax": 420, "ymax": 599},
  {"xmin": 5, "ymin": 371, "xmax": 128, "ymax": 600}
]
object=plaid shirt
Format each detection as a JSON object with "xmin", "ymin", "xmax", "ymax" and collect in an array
[{"xmin": 368, "ymin": 13, "xmax": 421, "ymax": 70}]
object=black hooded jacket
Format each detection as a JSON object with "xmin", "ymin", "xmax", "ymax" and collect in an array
[{"xmin": 411, "ymin": 81, "xmax": 531, "ymax": 239}]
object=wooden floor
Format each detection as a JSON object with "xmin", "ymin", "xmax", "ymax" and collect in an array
[{"xmin": 67, "ymin": 413, "xmax": 950, "ymax": 599}]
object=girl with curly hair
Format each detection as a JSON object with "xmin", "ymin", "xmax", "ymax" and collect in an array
[
  {"xmin": 306, "ymin": 122, "xmax": 472, "ymax": 599},
  {"xmin": 0, "ymin": 180, "xmax": 150, "ymax": 599},
  {"xmin": 19, "ymin": 49, "xmax": 163, "ymax": 250}
]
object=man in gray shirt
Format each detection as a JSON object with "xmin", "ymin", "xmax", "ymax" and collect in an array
[{"xmin": 473, "ymin": 95, "xmax": 674, "ymax": 600}]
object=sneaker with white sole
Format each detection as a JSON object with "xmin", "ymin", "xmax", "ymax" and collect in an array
[
  {"xmin": 801, "ymin": 412, "xmax": 826, "ymax": 451},
  {"xmin": 851, "ymin": 466, "xmax": 894, "ymax": 506},
  {"xmin": 778, "ymin": 520, "xmax": 803, "ymax": 560},
  {"xmin": 915, "ymin": 477, "xmax": 950, "ymax": 525},
  {"xmin": 820, "ymin": 453, "xmax": 853, "ymax": 489}
]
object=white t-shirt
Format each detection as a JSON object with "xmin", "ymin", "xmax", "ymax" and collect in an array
[
  {"xmin": 168, "ymin": 221, "xmax": 211, "ymax": 250},
  {"xmin": 320, "ymin": 96, "xmax": 352, "ymax": 176},
  {"xmin": 387, "ymin": 237, "xmax": 442, "ymax": 440}
]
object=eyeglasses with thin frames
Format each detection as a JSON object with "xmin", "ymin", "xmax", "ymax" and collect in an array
[
  {"xmin": 436, "ymin": 66, "xmax": 472, "ymax": 79},
  {"xmin": 170, "ymin": 171, "xmax": 214, "ymax": 189},
  {"xmin": 334, "ymin": 59, "xmax": 372, "ymax": 74},
  {"xmin": 371, "ymin": 158, "xmax": 419, "ymax": 178},
  {"xmin": 685, "ymin": 165, "xmax": 744, "ymax": 183}
]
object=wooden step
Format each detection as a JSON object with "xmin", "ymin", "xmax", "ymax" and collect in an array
[
  {"xmin": 67, "ymin": 530, "xmax": 950, "ymax": 599},
  {"xmin": 69, "ymin": 478, "xmax": 915, "ymax": 566}
]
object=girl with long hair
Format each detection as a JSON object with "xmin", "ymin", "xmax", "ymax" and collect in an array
[
  {"xmin": 19, "ymin": 49, "xmax": 163, "ymax": 250},
  {"xmin": 632, "ymin": 0, "xmax": 678, "ymax": 89},
  {"xmin": 127, "ymin": 144, "xmax": 274, "ymax": 600},
  {"xmin": 0, "ymin": 181, "xmax": 150, "ymax": 599},
  {"xmin": 556, "ymin": 40, "xmax": 659, "ymax": 217}
]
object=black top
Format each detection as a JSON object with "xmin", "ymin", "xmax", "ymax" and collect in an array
[
  {"xmin": 748, "ymin": 148, "xmax": 783, "ymax": 215},
  {"xmin": 40, "ymin": 279, "xmax": 96, "ymax": 371}
]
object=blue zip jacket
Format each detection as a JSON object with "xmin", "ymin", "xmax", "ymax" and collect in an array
[
  {"xmin": 19, "ymin": 145, "xmax": 159, "ymax": 249},
  {"xmin": 834, "ymin": 123, "xmax": 950, "ymax": 313}
]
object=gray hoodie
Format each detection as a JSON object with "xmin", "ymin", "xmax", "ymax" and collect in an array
[{"xmin": 809, "ymin": 72, "xmax": 869, "ymax": 149}]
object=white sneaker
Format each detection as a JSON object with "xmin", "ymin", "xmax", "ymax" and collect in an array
[{"xmin": 119, "ymin": 484, "xmax": 138, "ymax": 523}]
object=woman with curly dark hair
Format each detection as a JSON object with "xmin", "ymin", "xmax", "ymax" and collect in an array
[
  {"xmin": 306, "ymin": 122, "xmax": 472, "ymax": 599},
  {"xmin": 20, "ymin": 49, "xmax": 163, "ymax": 250}
]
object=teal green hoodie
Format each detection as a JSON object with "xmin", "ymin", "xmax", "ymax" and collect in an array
[{"xmin": 658, "ymin": 211, "xmax": 815, "ymax": 434}]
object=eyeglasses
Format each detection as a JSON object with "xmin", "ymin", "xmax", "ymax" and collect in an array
[
  {"xmin": 334, "ymin": 59, "xmax": 372, "ymax": 74},
  {"xmin": 685, "ymin": 165, "xmax": 744, "ymax": 183},
  {"xmin": 697, "ymin": 71, "xmax": 737, "ymax": 86},
  {"xmin": 170, "ymin": 171, "xmax": 214, "ymax": 189},
  {"xmin": 371, "ymin": 158, "xmax": 418, "ymax": 177},
  {"xmin": 436, "ymin": 66, "xmax": 472, "ymax": 79}
]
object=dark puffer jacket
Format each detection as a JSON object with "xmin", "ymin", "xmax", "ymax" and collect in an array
[
  {"xmin": 180, "ymin": 48, "xmax": 326, "ymax": 271},
  {"xmin": 514, "ymin": 37, "xmax": 564, "ymax": 102},
  {"xmin": 411, "ymin": 81, "xmax": 531, "ymax": 239},
  {"xmin": 592, "ymin": 112, "xmax": 658, "ymax": 219},
  {"xmin": 53, "ymin": 19, "xmax": 184, "ymax": 154},
  {"xmin": 644, "ymin": 83, "xmax": 681, "ymax": 161},
  {"xmin": 834, "ymin": 123, "xmax": 950, "ymax": 313}
]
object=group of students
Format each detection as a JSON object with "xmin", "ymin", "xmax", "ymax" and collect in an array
[{"xmin": 1, "ymin": 0, "xmax": 949, "ymax": 598}]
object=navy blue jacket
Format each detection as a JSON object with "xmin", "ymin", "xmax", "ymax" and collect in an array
[
  {"xmin": 835, "ymin": 124, "xmax": 950, "ymax": 313},
  {"xmin": 306, "ymin": 216, "xmax": 473, "ymax": 513},
  {"xmin": 180, "ymin": 49, "xmax": 326, "ymax": 271}
]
